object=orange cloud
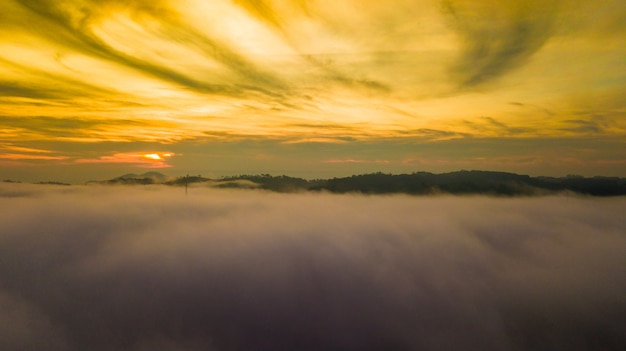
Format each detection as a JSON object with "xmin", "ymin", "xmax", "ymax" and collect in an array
[
  {"xmin": 76, "ymin": 152, "xmax": 175, "ymax": 168},
  {"xmin": 0, "ymin": 143, "xmax": 67, "ymax": 161},
  {"xmin": 0, "ymin": 153, "xmax": 68, "ymax": 160}
]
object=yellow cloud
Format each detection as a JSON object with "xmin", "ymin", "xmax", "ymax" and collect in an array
[{"xmin": 1, "ymin": 0, "xmax": 624, "ymax": 178}]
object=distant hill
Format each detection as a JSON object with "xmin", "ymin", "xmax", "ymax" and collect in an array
[
  {"xmin": 216, "ymin": 171, "xmax": 626, "ymax": 196},
  {"xmin": 88, "ymin": 171, "xmax": 171, "ymax": 185},
  {"xmin": 312, "ymin": 171, "xmax": 626, "ymax": 196},
  {"xmin": 217, "ymin": 174, "xmax": 312, "ymax": 192},
  {"xmin": 86, "ymin": 171, "xmax": 626, "ymax": 196},
  {"xmin": 165, "ymin": 175, "xmax": 210, "ymax": 186},
  {"xmin": 119, "ymin": 171, "xmax": 170, "ymax": 182}
]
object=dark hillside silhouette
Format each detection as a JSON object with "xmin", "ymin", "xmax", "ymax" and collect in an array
[{"xmin": 88, "ymin": 171, "xmax": 626, "ymax": 196}]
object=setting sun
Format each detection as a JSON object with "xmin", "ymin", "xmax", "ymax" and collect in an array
[{"xmin": 143, "ymin": 153, "xmax": 162, "ymax": 161}]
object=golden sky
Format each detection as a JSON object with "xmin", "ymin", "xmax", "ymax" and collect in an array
[{"xmin": 1, "ymin": 0, "xmax": 625, "ymax": 182}]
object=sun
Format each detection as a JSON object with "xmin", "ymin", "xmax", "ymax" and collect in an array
[{"xmin": 142, "ymin": 153, "xmax": 162, "ymax": 160}]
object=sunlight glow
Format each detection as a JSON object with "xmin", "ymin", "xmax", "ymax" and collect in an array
[{"xmin": 143, "ymin": 153, "xmax": 162, "ymax": 161}]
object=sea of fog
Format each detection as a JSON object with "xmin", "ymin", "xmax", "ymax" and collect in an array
[{"xmin": 1, "ymin": 183, "xmax": 624, "ymax": 351}]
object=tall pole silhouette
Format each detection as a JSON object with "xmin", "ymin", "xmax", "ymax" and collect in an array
[{"xmin": 185, "ymin": 174, "xmax": 188, "ymax": 196}]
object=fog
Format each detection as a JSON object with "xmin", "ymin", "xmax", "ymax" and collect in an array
[{"xmin": 1, "ymin": 184, "xmax": 624, "ymax": 351}]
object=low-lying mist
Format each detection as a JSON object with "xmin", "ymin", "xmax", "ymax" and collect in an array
[{"xmin": 1, "ymin": 184, "xmax": 624, "ymax": 351}]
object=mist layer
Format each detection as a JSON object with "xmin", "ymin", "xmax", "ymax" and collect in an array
[{"xmin": 0, "ymin": 184, "xmax": 624, "ymax": 350}]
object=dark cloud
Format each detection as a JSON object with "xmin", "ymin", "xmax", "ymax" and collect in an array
[
  {"xmin": 509, "ymin": 102, "xmax": 555, "ymax": 116},
  {"xmin": 463, "ymin": 117, "xmax": 532, "ymax": 135},
  {"xmin": 0, "ymin": 185, "xmax": 624, "ymax": 351},
  {"xmin": 0, "ymin": 82, "xmax": 60, "ymax": 100},
  {"xmin": 442, "ymin": 0, "xmax": 558, "ymax": 87},
  {"xmin": 562, "ymin": 116, "xmax": 612, "ymax": 134},
  {"xmin": 401, "ymin": 128, "xmax": 468, "ymax": 140},
  {"xmin": 300, "ymin": 54, "xmax": 392, "ymax": 93}
]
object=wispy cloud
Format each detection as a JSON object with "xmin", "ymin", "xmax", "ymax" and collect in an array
[
  {"xmin": 562, "ymin": 116, "xmax": 612, "ymax": 134},
  {"xmin": 442, "ymin": 0, "xmax": 558, "ymax": 87},
  {"xmin": 0, "ymin": 153, "xmax": 67, "ymax": 161},
  {"xmin": 461, "ymin": 116, "xmax": 532, "ymax": 136},
  {"xmin": 1, "ymin": 116, "xmax": 193, "ymax": 143},
  {"xmin": 0, "ymin": 143, "xmax": 68, "ymax": 163}
]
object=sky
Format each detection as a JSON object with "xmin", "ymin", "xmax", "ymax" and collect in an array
[
  {"xmin": 1, "ymin": 184, "xmax": 625, "ymax": 350},
  {"xmin": 1, "ymin": 0, "xmax": 625, "ymax": 182}
]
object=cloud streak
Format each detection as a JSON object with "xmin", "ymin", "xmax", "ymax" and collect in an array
[
  {"xmin": 0, "ymin": 185, "xmax": 624, "ymax": 350},
  {"xmin": 443, "ymin": 0, "xmax": 558, "ymax": 87}
]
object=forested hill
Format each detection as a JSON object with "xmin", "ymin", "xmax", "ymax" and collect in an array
[
  {"xmin": 201, "ymin": 171, "xmax": 626, "ymax": 196},
  {"xmin": 310, "ymin": 171, "xmax": 626, "ymax": 196},
  {"xmin": 82, "ymin": 171, "xmax": 626, "ymax": 196}
]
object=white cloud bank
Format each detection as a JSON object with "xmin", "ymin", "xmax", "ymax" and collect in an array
[{"xmin": 0, "ymin": 184, "xmax": 624, "ymax": 351}]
